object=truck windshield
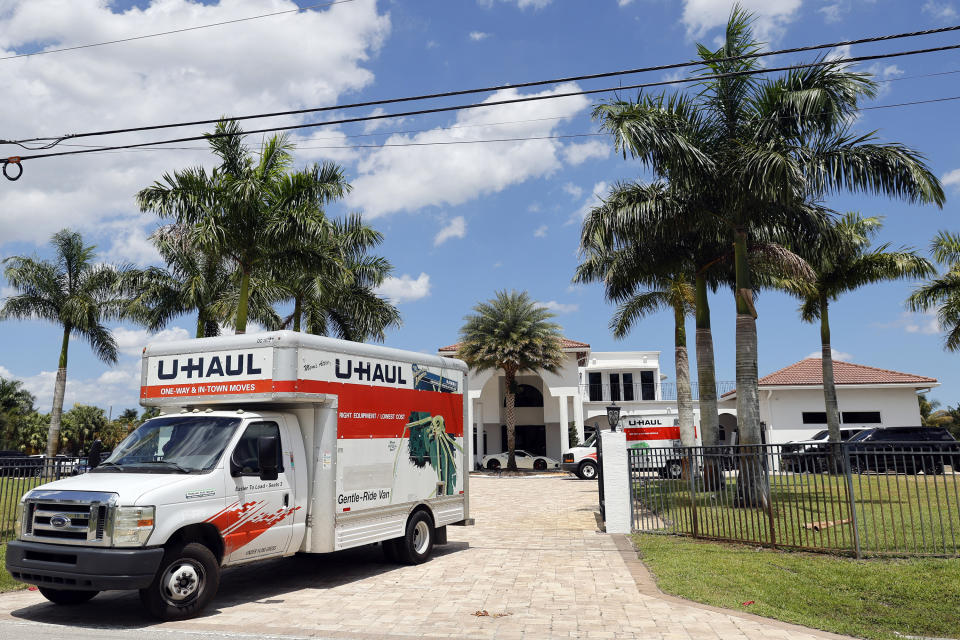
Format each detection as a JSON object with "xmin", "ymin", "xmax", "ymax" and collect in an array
[{"xmin": 94, "ymin": 416, "xmax": 242, "ymax": 473}]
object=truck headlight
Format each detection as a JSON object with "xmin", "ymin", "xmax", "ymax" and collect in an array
[
  {"xmin": 113, "ymin": 506, "xmax": 155, "ymax": 547},
  {"xmin": 15, "ymin": 502, "xmax": 26, "ymax": 538}
]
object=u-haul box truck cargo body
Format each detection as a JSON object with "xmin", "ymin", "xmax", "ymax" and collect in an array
[
  {"xmin": 561, "ymin": 414, "xmax": 698, "ymax": 480},
  {"xmin": 6, "ymin": 332, "xmax": 469, "ymax": 620}
]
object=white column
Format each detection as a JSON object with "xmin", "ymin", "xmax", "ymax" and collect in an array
[
  {"xmin": 474, "ymin": 400, "xmax": 483, "ymax": 468},
  {"xmin": 573, "ymin": 394, "xmax": 585, "ymax": 443},
  {"xmin": 600, "ymin": 430, "xmax": 631, "ymax": 533},
  {"xmin": 558, "ymin": 395, "xmax": 570, "ymax": 453}
]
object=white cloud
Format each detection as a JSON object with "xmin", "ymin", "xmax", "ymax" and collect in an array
[
  {"xmin": 805, "ymin": 348, "xmax": 854, "ymax": 361},
  {"xmin": 9, "ymin": 360, "xmax": 144, "ymax": 412},
  {"xmin": 562, "ymin": 182, "xmax": 583, "ymax": 199},
  {"xmin": 349, "ymin": 83, "xmax": 590, "ymax": 217},
  {"xmin": 112, "ymin": 326, "xmax": 191, "ymax": 357},
  {"xmin": 818, "ymin": 2, "xmax": 845, "ymax": 23},
  {"xmin": 375, "ymin": 273, "xmax": 431, "ymax": 304},
  {"xmin": 876, "ymin": 311, "xmax": 941, "ymax": 336},
  {"xmin": 434, "ymin": 216, "xmax": 467, "ymax": 246},
  {"xmin": 534, "ymin": 224, "xmax": 548, "ymax": 237},
  {"xmin": 943, "ymin": 168, "xmax": 960, "ymax": 190},
  {"xmin": 104, "ymin": 221, "xmax": 161, "ymax": 266},
  {"xmin": 680, "ymin": 0, "xmax": 803, "ymax": 42},
  {"xmin": 1, "ymin": 285, "xmax": 16, "ymax": 301},
  {"xmin": 0, "ymin": 0, "xmax": 390, "ymax": 260},
  {"xmin": 478, "ymin": 0, "xmax": 553, "ymax": 8},
  {"xmin": 0, "ymin": 365, "xmax": 13, "ymax": 379},
  {"xmin": 618, "ymin": 0, "xmax": 635, "ymax": 5},
  {"xmin": 562, "ymin": 139, "xmax": 610, "ymax": 166},
  {"xmin": 923, "ymin": 1, "xmax": 958, "ymax": 19},
  {"xmin": 528, "ymin": 202, "xmax": 542, "ymax": 212},
  {"xmin": 540, "ymin": 300, "xmax": 579, "ymax": 314},
  {"xmin": 362, "ymin": 107, "xmax": 390, "ymax": 134},
  {"xmin": 469, "ymin": 31, "xmax": 490, "ymax": 41},
  {"xmin": 568, "ymin": 180, "xmax": 610, "ymax": 224}
]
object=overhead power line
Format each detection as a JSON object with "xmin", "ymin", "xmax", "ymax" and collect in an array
[
  {"xmin": 0, "ymin": 0, "xmax": 358, "ymax": 62},
  {"xmin": 4, "ymin": 42, "xmax": 960, "ymax": 169},
  {"xmin": 17, "ymin": 94, "xmax": 960, "ymax": 157},
  {"xmin": 4, "ymin": 23, "xmax": 960, "ymax": 149}
]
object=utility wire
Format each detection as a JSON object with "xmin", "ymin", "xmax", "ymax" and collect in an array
[
  {"xmin": 0, "ymin": 0, "xmax": 357, "ymax": 62},
  {"xmin": 18, "ymin": 94, "xmax": 960, "ymax": 157},
  {"xmin": 4, "ymin": 23, "xmax": 960, "ymax": 148},
  {"xmin": 6, "ymin": 43, "xmax": 960, "ymax": 165}
]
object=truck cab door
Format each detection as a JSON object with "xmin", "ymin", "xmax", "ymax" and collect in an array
[{"xmin": 218, "ymin": 418, "xmax": 297, "ymax": 564}]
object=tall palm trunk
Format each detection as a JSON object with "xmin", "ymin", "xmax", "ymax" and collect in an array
[
  {"xmin": 504, "ymin": 367, "xmax": 517, "ymax": 471},
  {"xmin": 674, "ymin": 304, "xmax": 695, "ymax": 446},
  {"xmin": 820, "ymin": 297, "xmax": 843, "ymax": 472},
  {"xmin": 235, "ymin": 268, "xmax": 251, "ymax": 334},
  {"xmin": 46, "ymin": 326, "xmax": 70, "ymax": 457},
  {"xmin": 695, "ymin": 274, "xmax": 723, "ymax": 489},
  {"xmin": 292, "ymin": 296, "xmax": 303, "ymax": 332},
  {"xmin": 195, "ymin": 312, "xmax": 205, "ymax": 339},
  {"xmin": 734, "ymin": 229, "xmax": 768, "ymax": 508}
]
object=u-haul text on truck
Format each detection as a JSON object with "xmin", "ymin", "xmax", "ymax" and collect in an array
[
  {"xmin": 561, "ymin": 414, "xmax": 699, "ymax": 479},
  {"xmin": 6, "ymin": 332, "xmax": 469, "ymax": 620}
]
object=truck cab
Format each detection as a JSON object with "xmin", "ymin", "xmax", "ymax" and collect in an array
[{"xmin": 7, "ymin": 332, "xmax": 470, "ymax": 620}]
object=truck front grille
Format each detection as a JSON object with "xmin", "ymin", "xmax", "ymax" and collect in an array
[{"xmin": 20, "ymin": 490, "xmax": 116, "ymax": 547}]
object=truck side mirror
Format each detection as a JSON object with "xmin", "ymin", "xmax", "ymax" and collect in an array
[{"xmin": 257, "ymin": 436, "xmax": 279, "ymax": 481}]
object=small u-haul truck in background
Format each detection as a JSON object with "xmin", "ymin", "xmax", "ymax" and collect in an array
[{"xmin": 6, "ymin": 332, "xmax": 469, "ymax": 619}]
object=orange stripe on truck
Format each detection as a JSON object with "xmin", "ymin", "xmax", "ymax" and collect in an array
[{"xmin": 625, "ymin": 426, "xmax": 681, "ymax": 441}]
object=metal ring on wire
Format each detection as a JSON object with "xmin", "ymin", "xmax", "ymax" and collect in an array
[{"xmin": 3, "ymin": 158, "xmax": 23, "ymax": 181}]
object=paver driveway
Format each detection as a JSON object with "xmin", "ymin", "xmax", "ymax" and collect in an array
[{"xmin": 0, "ymin": 475, "xmax": 849, "ymax": 639}]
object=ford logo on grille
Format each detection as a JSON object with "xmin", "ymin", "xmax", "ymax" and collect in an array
[{"xmin": 50, "ymin": 515, "xmax": 71, "ymax": 529}]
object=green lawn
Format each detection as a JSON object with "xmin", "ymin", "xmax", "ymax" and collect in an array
[
  {"xmin": 635, "ymin": 471, "xmax": 960, "ymax": 555},
  {"xmin": 633, "ymin": 534, "xmax": 960, "ymax": 640},
  {"xmin": 0, "ymin": 546, "xmax": 25, "ymax": 592},
  {"xmin": 0, "ymin": 475, "xmax": 48, "ymax": 543}
]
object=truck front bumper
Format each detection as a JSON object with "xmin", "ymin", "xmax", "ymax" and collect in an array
[
  {"xmin": 6, "ymin": 540, "xmax": 164, "ymax": 591},
  {"xmin": 561, "ymin": 462, "xmax": 580, "ymax": 474}
]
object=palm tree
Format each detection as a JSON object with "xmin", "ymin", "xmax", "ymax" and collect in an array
[
  {"xmin": 593, "ymin": 8, "xmax": 943, "ymax": 504},
  {"xmin": 909, "ymin": 231, "xmax": 960, "ymax": 351},
  {"xmin": 782, "ymin": 214, "xmax": 933, "ymax": 454},
  {"xmin": 137, "ymin": 120, "xmax": 350, "ymax": 333},
  {"xmin": 456, "ymin": 291, "xmax": 565, "ymax": 471},
  {"xmin": 275, "ymin": 215, "xmax": 401, "ymax": 342},
  {"xmin": 127, "ymin": 224, "xmax": 279, "ymax": 338},
  {"xmin": 0, "ymin": 378, "xmax": 35, "ymax": 448},
  {"xmin": 1, "ymin": 230, "xmax": 133, "ymax": 456}
]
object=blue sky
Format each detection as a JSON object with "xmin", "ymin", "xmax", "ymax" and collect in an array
[{"xmin": 0, "ymin": 0, "xmax": 958, "ymax": 414}]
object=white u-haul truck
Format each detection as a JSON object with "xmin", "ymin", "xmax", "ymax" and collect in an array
[
  {"xmin": 6, "ymin": 332, "xmax": 469, "ymax": 620},
  {"xmin": 562, "ymin": 414, "xmax": 698, "ymax": 479}
]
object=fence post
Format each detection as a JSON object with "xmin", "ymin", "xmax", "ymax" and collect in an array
[
  {"xmin": 600, "ymin": 429, "xmax": 631, "ymax": 534},
  {"xmin": 686, "ymin": 448, "xmax": 699, "ymax": 538},
  {"xmin": 842, "ymin": 443, "xmax": 863, "ymax": 559}
]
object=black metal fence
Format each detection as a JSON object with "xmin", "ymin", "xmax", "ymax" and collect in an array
[
  {"xmin": 629, "ymin": 444, "xmax": 960, "ymax": 557},
  {"xmin": 0, "ymin": 456, "xmax": 85, "ymax": 544}
]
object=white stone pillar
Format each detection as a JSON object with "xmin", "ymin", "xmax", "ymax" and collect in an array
[
  {"xmin": 600, "ymin": 430, "xmax": 630, "ymax": 534},
  {"xmin": 573, "ymin": 394, "xmax": 585, "ymax": 443},
  {"xmin": 558, "ymin": 395, "xmax": 570, "ymax": 453}
]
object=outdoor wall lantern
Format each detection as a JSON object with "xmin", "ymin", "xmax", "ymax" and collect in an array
[{"xmin": 606, "ymin": 402, "xmax": 621, "ymax": 432}]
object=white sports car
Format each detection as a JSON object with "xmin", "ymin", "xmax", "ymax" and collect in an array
[{"xmin": 481, "ymin": 449, "xmax": 561, "ymax": 471}]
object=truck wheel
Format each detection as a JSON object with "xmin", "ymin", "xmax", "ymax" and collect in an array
[
  {"xmin": 395, "ymin": 511, "xmax": 434, "ymax": 565},
  {"xmin": 38, "ymin": 588, "xmax": 98, "ymax": 605},
  {"xmin": 486, "ymin": 459, "xmax": 501, "ymax": 470},
  {"xmin": 578, "ymin": 460, "xmax": 598, "ymax": 480},
  {"xmin": 140, "ymin": 542, "xmax": 220, "ymax": 621},
  {"xmin": 659, "ymin": 461, "xmax": 683, "ymax": 479}
]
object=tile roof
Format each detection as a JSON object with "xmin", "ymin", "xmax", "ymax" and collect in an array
[
  {"xmin": 721, "ymin": 358, "xmax": 937, "ymax": 397},
  {"xmin": 438, "ymin": 337, "xmax": 590, "ymax": 353}
]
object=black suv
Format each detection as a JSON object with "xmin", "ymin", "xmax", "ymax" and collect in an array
[
  {"xmin": 782, "ymin": 428, "xmax": 865, "ymax": 472},
  {"xmin": 846, "ymin": 427, "xmax": 960, "ymax": 474}
]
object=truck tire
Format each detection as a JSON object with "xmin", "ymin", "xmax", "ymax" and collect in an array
[
  {"xmin": 394, "ymin": 510, "xmax": 434, "ymax": 565},
  {"xmin": 38, "ymin": 588, "xmax": 98, "ymax": 605},
  {"xmin": 140, "ymin": 542, "xmax": 220, "ymax": 621},
  {"xmin": 578, "ymin": 460, "xmax": 598, "ymax": 480},
  {"xmin": 659, "ymin": 461, "xmax": 683, "ymax": 479}
]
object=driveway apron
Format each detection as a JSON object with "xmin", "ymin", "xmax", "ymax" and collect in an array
[{"xmin": 0, "ymin": 474, "xmax": 850, "ymax": 639}]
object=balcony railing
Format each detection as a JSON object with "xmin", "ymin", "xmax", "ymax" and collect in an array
[{"xmin": 580, "ymin": 381, "xmax": 737, "ymax": 403}]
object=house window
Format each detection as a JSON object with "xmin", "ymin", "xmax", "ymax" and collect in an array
[
  {"xmin": 640, "ymin": 371, "xmax": 655, "ymax": 400},
  {"xmin": 588, "ymin": 372, "xmax": 602, "ymax": 402},
  {"xmin": 802, "ymin": 412, "xmax": 827, "ymax": 424},
  {"xmin": 503, "ymin": 384, "xmax": 543, "ymax": 408},
  {"xmin": 609, "ymin": 373, "xmax": 621, "ymax": 402},
  {"xmin": 622, "ymin": 373, "xmax": 634, "ymax": 401},
  {"xmin": 842, "ymin": 411, "xmax": 881, "ymax": 424}
]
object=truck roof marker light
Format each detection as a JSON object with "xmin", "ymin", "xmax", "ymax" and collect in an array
[
  {"xmin": 343, "ymin": 507, "xmax": 350, "ymax": 512},
  {"xmin": 204, "ymin": 408, "xmax": 213, "ymax": 413}
]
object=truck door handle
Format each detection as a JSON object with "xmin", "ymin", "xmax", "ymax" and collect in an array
[{"xmin": 284, "ymin": 493, "xmax": 289, "ymax": 507}]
